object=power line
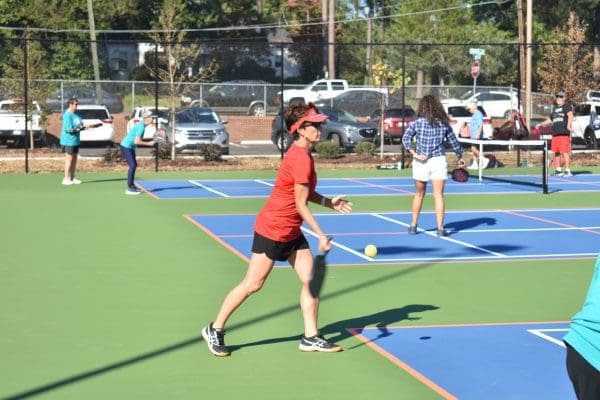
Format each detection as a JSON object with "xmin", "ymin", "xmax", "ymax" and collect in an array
[{"xmin": 0, "ymin": 0, "xmax": 511, "ymax": 35}]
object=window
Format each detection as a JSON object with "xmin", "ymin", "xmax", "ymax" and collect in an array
[
  {"xmin": 78, "ymin": 109, "xmax": 109, "ymax": 120},
  {"xmin": 331, "ymin": 82, "xmax": 346, "ymax": 90}
]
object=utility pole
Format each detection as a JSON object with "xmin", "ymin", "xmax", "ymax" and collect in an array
[
  {"xmin": 366, "ymin": 8, "xmax": 373, "ymax": 86},
  {"xmin": 516, "ymin": 0, "xmax": 525, "ymax": 91},
  {"xmin": 86, "ymin": 0, "xmax": 103, "ymax": 104},
  {"xmin": 322, "ymin": 0, "xmax": 328, "ymax": 78},
  {"xmin": 328, "ymin": 0, "xmax": 335, "ymax": 78},
  {"xmin": 525, "ymin": 0, "xmax": 532, "ymax": 128}
]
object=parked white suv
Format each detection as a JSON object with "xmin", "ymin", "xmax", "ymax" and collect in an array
[
  {"xmin": 443, "ymin": 89, "xmax": 520, "ymax": 119},
  {"xmin": 125, "ymin": 106, "xmax": 169, "ymax": 139},
  {"xmin": 572, "ymin": 101, "xmax": 600, "ymax": 149},
  {"xmin": 76, "ymin": 105, "xmax": 115, "ymax": 146}
]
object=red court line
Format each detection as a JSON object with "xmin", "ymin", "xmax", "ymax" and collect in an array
[
  {"xmin": 343, "ymin": 178, "xmax": 414, "ymax": 194},
  {"xmin": 183, "ymin": 214, "xmax": 250, "ymax": 263},
  {"xmin": 502, "ymin": 210, "xmax": 600, "ymax": 235},
  {"xmin": 346, "ymin": 328, "xmax": 458, "ymax": 400}
]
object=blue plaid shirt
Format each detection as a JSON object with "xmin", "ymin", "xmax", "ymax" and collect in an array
[{"xmin": 402, "ymin": 117, "xmax": 463, "ymax": 158}]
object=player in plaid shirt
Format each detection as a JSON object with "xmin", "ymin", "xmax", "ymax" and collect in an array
[{"xmin": 402, "ymin": 94, "xmax": 465, "ymax": 237}]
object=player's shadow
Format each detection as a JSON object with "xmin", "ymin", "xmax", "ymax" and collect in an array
[
  {"xmin": 445, "ymin": 217, "xmax": 496, "ymax": 231},
  {"xmin": 228, "ymin": 304, "xmax": 439, "ymax": 353}
]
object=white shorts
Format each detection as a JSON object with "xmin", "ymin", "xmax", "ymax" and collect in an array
[{"xmin": 412, "ymin": 155, "xmax": 448, "ymax": 182}]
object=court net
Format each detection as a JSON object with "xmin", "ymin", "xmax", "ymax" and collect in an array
[{"xmin": 457, "ymin": 138, "xmax": 549, "ymax": 194}]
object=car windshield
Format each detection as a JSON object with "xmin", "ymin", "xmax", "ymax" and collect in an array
[
  {"xmin": 78, "ymin": 109, "xmax": 109, "ymax": 119},
  {"xmin": 323, "ymin": 109, "xmax": 357, "ymax": 123},
  {"xmin": 177, "ymin": 109, "xmax": 219, "ymax": 124}
]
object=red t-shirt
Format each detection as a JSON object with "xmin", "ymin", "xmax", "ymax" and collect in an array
[{"xmin": 254, "ymin": 143, "xmax": 316, "ymax": 242}]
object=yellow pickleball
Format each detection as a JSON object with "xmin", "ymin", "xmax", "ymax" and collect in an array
[{"xmin": 364, "ymin": 244, "xmax": 377, "ymax": 257}]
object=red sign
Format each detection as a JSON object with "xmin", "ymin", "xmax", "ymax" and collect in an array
[{"xmin": 471, "ymin": 60, "xmax": 480, "ymax": 79}]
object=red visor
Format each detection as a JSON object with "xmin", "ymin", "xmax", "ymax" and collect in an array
[{"xmin": 289, "ymin": 108, "xmax": 329, "ymax": 134}]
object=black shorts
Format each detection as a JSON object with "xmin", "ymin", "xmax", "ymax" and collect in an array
[
  {"xmin": 252, "ymin": 231, "xmax": 309, "ymax": 262},
  {"xmin": 61, "ymin": 145, "xmax": 79, "ymax": 154},
  {"xmin": 566, "ymin": 342, "xmax": 600, "ymax": 400}
]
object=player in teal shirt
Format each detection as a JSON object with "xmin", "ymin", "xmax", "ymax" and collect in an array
[
  {"xmin": 564, "ymin": 253, "xmax": 600, "ymax": 399},
  {"xmin": 60, "ymin": 98, "xmax": 87, "ymax": 185},
  {"xmin": 120, "ymin": 111, "xmax": 163, "ymax": 195}
]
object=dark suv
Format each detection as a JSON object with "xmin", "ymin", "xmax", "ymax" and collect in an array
[{"xmin": 182, "ymin": 80, "xmax": 278, "ymax": 116}]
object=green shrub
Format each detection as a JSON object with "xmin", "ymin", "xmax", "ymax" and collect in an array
[
  {"xmin": 152, "ymin": 141, "xmax": 172, "ymax": 160},
  {"xmin": 102, "ymin": 147, "xmax": 123, "ymax": 163},
  {"xmin": 355, "ymin": 141, "xmax": 376, "ymax": 156},
  {"xmin": 197, "ymin": 143, "xmax": 223, "ymax": 161},
  {"xmin": 314, "ymin": 141, "xmax": 342, "ymax": 158}
]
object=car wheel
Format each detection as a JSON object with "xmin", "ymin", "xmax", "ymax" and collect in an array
[
  {"xmin": 275, "ymin": 131, "xmax": 291, "ymax": 151},
  {"xmin": 249, "ymin": 103, "xmax": 266, "ymax": 117},
  {"xmin": 328, "ymin": 133, "xmax": 342, "ymax": 148},
  {"xmin": 584, "ymin": 128, "xmax": 599, "ymax": 149}
]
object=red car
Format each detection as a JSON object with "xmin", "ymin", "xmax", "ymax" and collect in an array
[{"xmin": 370, "ymin": 107, "xmax": 415, "ymax": 143}]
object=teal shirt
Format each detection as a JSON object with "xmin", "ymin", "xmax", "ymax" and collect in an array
[
  {"xmin": 564, "ymin": 253, "xmax": 600, "ymax": 371},
  {"xmin": 120, "ymin": 121, "xmax": 146, "ymax": 149},
  {"xmin": 60, "ymin": 110, "xmax": 83, "ymax": 146}
]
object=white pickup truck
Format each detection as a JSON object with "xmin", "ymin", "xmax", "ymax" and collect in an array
[
  {"xmin": 572, "ymin": 101, "xmax": 600, "ymax": 149},
  {"xmin": 276, "ymin": 79, "xmax": 349, "ymax": 106},
  {"xmin": 0, "ymin": 100, "xmax": 45, "ymax": 146}
]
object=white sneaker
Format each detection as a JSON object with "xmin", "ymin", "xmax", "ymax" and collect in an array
[
  {"xmin": 71, "ymin": 178, "xmax": 82, "ymax": 184},
  {"xmin": 62, "ymin": 178, "xmax": 73, "ymax": 185},
  {"xmin": 563, "ymin": 171, "xmax": 573, "ymax": 177},
  {"xmin": 467, "ymin": 163, "xmax": 478, "ymax": 170}
]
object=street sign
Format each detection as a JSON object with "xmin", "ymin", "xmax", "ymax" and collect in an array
[
  {"xmin": 471, "ymin": 60, "xmax": 480, "ymax": 79},
  {"xmin": 469, "ymin": 48, "xmax": 485, "ymax": 60}
]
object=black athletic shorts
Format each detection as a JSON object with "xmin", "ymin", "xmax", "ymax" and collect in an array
[
  {"xmin": 61, "ymin": 145, "xmax": 79, "ymax": 154},
  {"xmin": 566, "ymin": 341, "xmax": 600, "ymax": 400},
  {"xmin": 252, "ymin": 231, "xmax": 309, "ymax": 262}
]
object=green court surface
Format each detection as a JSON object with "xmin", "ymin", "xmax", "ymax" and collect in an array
[{"xmin": 1, "ymin": 168, "xmax": 599, "ymax": 400}]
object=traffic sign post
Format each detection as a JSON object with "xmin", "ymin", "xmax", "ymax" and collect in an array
[{"xmin": 471, "ymin": 60, "xmax": 480, "ymax": 95}]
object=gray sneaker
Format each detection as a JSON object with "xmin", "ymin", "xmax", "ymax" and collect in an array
[
  {"xmin": 407, "ymin": 225, "xmax": 418, "ymax": 235},
  {"xmin": 299, "ymin": 334, "xmax": 342, "ymax": 353},
  {"xmin": 437, "ymin": 228, "xmax": 449, "ymax": 237},
  {"xmin": 201, "ymin": 323, "xmax": 230, "ymax": 357}
]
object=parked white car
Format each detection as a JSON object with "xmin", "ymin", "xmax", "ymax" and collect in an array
[
  {"xmin": 444, "ymin": 104, "xmax": 493, "ymax": 139},
  {"xmin": 443, "ymin": 90, "xmax": 520, "ymax": 119},
  {"xmin": 572, "ymin": 101, "xmax": 600, "ymax": 149},
  {"xmin": 125, "ymin": 106, "xmax": 169, "ymax": 139},
  {"xmin": 0, "ymin": 99, "xmax": 45, "ymax": 146},
  {"xmin": 76, "ymin": 105, "xmax": 115, "ymax": 146}
]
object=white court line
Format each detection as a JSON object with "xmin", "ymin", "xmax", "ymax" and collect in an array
[
  {"xmin": 188, "ymin": 180, "xmax": 230, "ymax": 197},
  {"xmin": 528, "ymin": 328, "xmax": 569, "ymax": 348},
  {"xmin": 371, "ymin": 252, "xmax": 597, "ymax": 262},
  {"xmin": 371, "ymin": 213, "xmax": 507, "ymax": 257},
  {"xmin": 254, "ymin": 179, "xmax": 274, "ymax": 187},
  {"xmin": 301, "ymin": 227, "xmax": 375, "ymax": 261}
]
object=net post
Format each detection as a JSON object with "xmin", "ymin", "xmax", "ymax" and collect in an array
[
  {"xmin": 478, "ymin": 141, "xmax": 483, "ymax": 181},
  {"xmin": 542, "ymin": 140, "xmax": 548, "ymax": 194}
]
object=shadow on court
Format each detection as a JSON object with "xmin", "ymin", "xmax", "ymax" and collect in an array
[
  {"xmin": 445, "ymin": 217, "xmax": 496, "ymax": 231},
  {"xmin": 3, "ymin": 262, "xmax": 439, "ymax": 399},
  {"xmin": 229, "ymin": 305, "xmax": 440, "ymax": 352}
]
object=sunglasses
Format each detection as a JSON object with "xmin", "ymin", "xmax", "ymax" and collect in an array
[{"xmin": 302, "ymin": 122, "xmax": 322, "ymax": 129}]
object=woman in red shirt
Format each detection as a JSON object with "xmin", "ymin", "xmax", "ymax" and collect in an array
[{"xmin": 202, "ymin": 103, "xmax": 353, "ymax": 357}]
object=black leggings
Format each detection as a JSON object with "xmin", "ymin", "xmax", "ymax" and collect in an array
[
  {"xmin": 120, "ymin": 145, "xmax": 137, "ymax": 188},
  {"xmin": 566, "ymin": 342, "xmax": 600, "ymax": 400}
]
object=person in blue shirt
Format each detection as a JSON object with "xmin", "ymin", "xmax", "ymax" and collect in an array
[
  {"xmin": 60, "ymin": 98, "xmax": 91, "ymax": 185},
  {"xmin": 466, "ymin": 102, "xmax": 488, "ymax": 169},
  {"xmin": 402, "ymin": 94, "xmax": 465, "ymax": 237},
  {"xmin": 564, "ymin": 253, "xmax": 600, "ymax": 399},
  {"xmin": 120, "ymin": 111, "xmax": 162, "ymax": 195}
]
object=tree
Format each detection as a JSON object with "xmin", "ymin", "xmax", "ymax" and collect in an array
[
  {"xmin": 536, "ymin": 12, "xmax": 597, "ymax": 103},
  {"xmin": 148, "ymin": 0, "xmax": 216, "ymax": 159}
]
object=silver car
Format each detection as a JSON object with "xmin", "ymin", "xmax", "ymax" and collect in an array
[
  {"xmin": 166, "ymin": 107, "xmax": 229, "ymax": 155},
  {"xmin": 271, "ymin": 107, "xmax": 378, "ymax": 152}
]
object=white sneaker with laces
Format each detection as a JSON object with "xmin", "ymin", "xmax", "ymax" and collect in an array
[
  {"xmin": 71, "ymin": 178, "xmax": 82, "ymax": 184},
  {"xmin": 62, "ymin": 178, "xmax": 73, "ymax": 185},
  {"xmin": 563, "ymin": 171, "xmax": 573, "ymax": 177}
]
